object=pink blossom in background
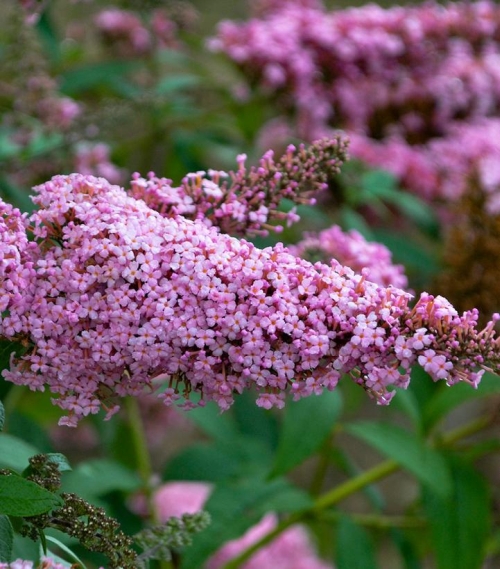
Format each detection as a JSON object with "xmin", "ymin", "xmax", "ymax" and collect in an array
[
  {"xmin": 95, "ymin": 7, "xmax": 183, "ymax": 56},
  {"xmin": 17, "ymin": 0, "xmax": 47, "ymax": 24},
  {"xmin": 150, "ymin": 9, "xmax": 180, "ymax": 49},
  {"xmin": 153, "ymin": 481, "xmax": 213, "ymax": 520},
  {"xmin": 37, "ymin": 96, "xmax": 81, "ymax": 130},
  {"xmin": 1, "ymin": 171, "xmax": 498, "ymax": 426},
  {"xmin": 74, "ymin": 142, "xmax": 124, "ymax": 185},
  {"xmin": 212, "ymin": 0, "xmax": 500, "ymax": 137},
  {"xmin": 289, "ymin": 225, "xmax": 408, "ymax": 289},
  {"xmin": 207, "ymin": 513, "xmax": 332, "ymax": 569},
  {"xmin": 349, "ymin": 118, "xmax": 500, "ymax": 205},
  {"xmin": 95, "ymin": 9, "xmax": 151, "ymax": 56},
  {"xmin": 250, "ymin": 0, "xmax": 325, "ymax": 17},
  {"xmin": 212, "ymin": 1, "xmax": 500, "ymax": 209},
  {"xmin": 151, "ymin": 482, "xmax": 333, "ymax": 569}
]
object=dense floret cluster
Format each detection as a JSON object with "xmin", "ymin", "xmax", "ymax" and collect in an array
[
  {"xmin": 1, "ymin": 171, "xmax": 499, "ymax": 426},
  {"xmin": 211, "ymin": 0, "xmax": 500, "ymax": 205},
  {"xmin": 290, "ymin": 224, "xmax": 407, "ymax": 288}
]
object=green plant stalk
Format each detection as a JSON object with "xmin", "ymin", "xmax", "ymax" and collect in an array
[
  {"xmin": 312, "ymin": 459, "xmax": 398, "ymax": 511},
  {"xmin": 317, "ymin": 511, "xmax": 427, "ymax": 529},
  {"xmin": 438, "ymin": 413, "xmax": 493, "ymax": 446},
  {"xmin": 124, "ymin": 397, "xmax": 173, "ymax": 569},
  {"xmin": 221, "ymin": 412, "xmax": 496, "ymax": 569}
]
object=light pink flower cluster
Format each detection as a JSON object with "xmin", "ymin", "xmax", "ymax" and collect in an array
[
  {"xmin": 250, "ymin": 0, "xmax": 324, "ymax": 18},
  {"xmin": 1, "ymin": 172, "xmax": 498, "ymax": 426},
  {"xmin": 35, "ymin": 96, "xmax": 81, "ymax": 131},
  {"xmin": 150, "ymin": 481, "xmax": 332, "ymax": 569},
  {"xmin": 129, "ymin": 137, "xmax": 347, "ymax": 237},
  {"xmin": 212, "ymin": 1, "xmax": 500, "ymax": 136},
  {"xmin": 211, "ymin": 1, "xmax": 500, "ymax": 205},
  {"xmin": 349, "ymin": 118, "xmax": 500, "ymax": 209},
  {"xmin": 95, "ymin": 8, "xmax": 181, "ymax": 57},
  {"xmin": 17, "ymin": 0, "xmax": 47, "ymax": 25},
  {"xmin": 74, "ymin": 143, "xmax": 124, "ymax": 186},
  {"xmin": 289, "ymin": 225, "xmax": 407, "ymax": 289}
]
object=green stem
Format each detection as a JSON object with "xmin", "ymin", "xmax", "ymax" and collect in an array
[
  {"xmin": 222, "ymin": 459, "xmax": 398, "ymax": 569},
  {"xmin": 221, "ymin": 412, "xmax": 495, "ymax": 569},
  {"xmin": 312, "ymin": 459, "xmax": 398, "ymax": 511},
  {"xmin": 317, "ymin": 511, "xmax": 427, "ymax": 529},
  {"xmin": 439, "ymin": 414, "xmax": 493, "ymax": 446},
  {"xmin": 124, "ymin": 397, "xmax": 173, "ymax": 569}
]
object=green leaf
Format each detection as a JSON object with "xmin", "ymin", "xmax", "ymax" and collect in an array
[
  {"xmin": 336, "ymin": 515, "xmax": 377, "ymax": 569},
  {"xmin": 423, "ymin": 372, "xmax": 500, "ymax": 431},
  {"xmin": 269, "ymin": 390, "xmax": 342, "ymax": 479},
  {"xmin": 7, "ymin": 411, "xmax": 55, "ymax": 453},
  {"xmin": 371, "ymin": 229, "xmax": 440, "ymax": 283},
  {"xmin": 385, "ymin": 191, "xmax": 437, "ymax": 230},
  {"xmin": 11, "ymin": 534, "xmax": 39, "ymax": 563},
  {"xmin": 0, "ymin": 434, "xmax": 39, "ymax": 472},
  {"xmin": 186, "ymin": 402, "xmax": 239, "ymax": 441},
  {"xmin": 180, "ymin": 477, "xmax": 311, "ymax": 569},
  {"xmin": 45, "ymin": 535, "xmax": 88, "ymax": 569},
  {"xmin": 60, "ymin": 61, "xmax": 141, "ymax": 96},
  {"xmin": 0, "ymin": 400, "xmax": 4, "ymax": 432},
  {"xmin": 0, "ymin": 474, "xmax": 62, "ymax": 516},
  {"xmin": 61, "ymin": 459, "xmax": 141, "ymax": 500},
  {"xmin": 345, "ymin": 422, "xmax": 452, "ymax": 498},
  {"xmin": 0, "ymin": 131, "xmax": 21, "ymax": 161},
  {"xmin": 164, "ymin": 436, "xmax": 273, "ymax": 483},
  {"xmin": 45, "ymin": 454, "xmax": 72, "ymax": 473},
  {"xmin": 0, "ymin": 515, "xmax": 13, "ymax": 563},
  {"xmin": 23, "ymin": 454, "xmax": 71, "ymax": 478},
  {"xmin": 35, "ymin": 9, "xmax": 60, "ymax": 63},
  {"xmin": 390, "ymin": 528, "xmax": 422, "ymax": 569},
  {"xmin": 24, "ymin": 131, "xmax": 63, "ymax": 159},
  {"xmin": 361, "ymin": 169, "xmax": 398, "ymax": 194},
  {"xmin": 232, "ymin": 391, "xmax": 279, "ymax": 452},
  {"xmin": 339, "ymin": 207, "xmax": 375, "ymax": 239},
  {"xmin": 163, "ymin": 443, "xmax": 243, "ymax": 482},
  {"xmin": 423, "ymin": 457, "xmax": 490, "ymax": 569},
  {"xmin": 155, "ymin": 74, "xmax": 200, "ymax": 95},
  {"xmin": 0, "ymin": 177, "xmax": 34, "ymax": 213},
  {"xmin": 391, "ymin": 387, "xmax": 422, "ymax": 432}
]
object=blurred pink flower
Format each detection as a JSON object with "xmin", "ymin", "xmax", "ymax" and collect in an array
[
  {"xmin": 74, "ymin": 142, "xmax": 124, "ymax": 185},
  {"xmin": 151, "ymin": 482, "xmax": 333, "ymax": 569}
]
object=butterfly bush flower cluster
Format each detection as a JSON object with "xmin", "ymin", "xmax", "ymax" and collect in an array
[
  {"xmin": 147, "ymin": 481, "xmax": 332, "ymax": 569},
  {"xmin": 211, "ymin": 1, "xmax": 500, "ymax": 207},
  {"xmin": 289, "ymin": 225, "xmax": 407, "ymax": 289},
  {"xmin": 129, "ymin": 137, "xmax": 347, "ymax": 237},
  {"xmin": 1, "ymin": 159, "xmax": 499, "ymax": 425},
  {"xmin": 349, "ymin": 119, "xmax": 500, "ymax": 212},
  {"xmin": 94, "ymin": 5, "xmax": 195, "ymax": 57}
]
